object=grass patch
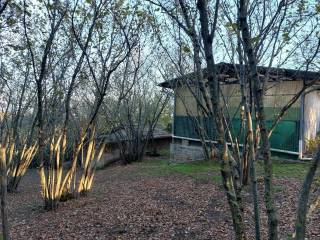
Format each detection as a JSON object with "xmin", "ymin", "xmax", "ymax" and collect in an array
[
  {"xmin": 165, "ymin": 161, "xmax": 220, "ymax": 174},
  {"xmin": 137, "ymin": 158, "xmax": 221, "ymax": 183},
  {"xmin": 165, "ymin": 161, "xmax": 221, "ymax": 183},
  {"xmin": 138, "ymin": 157, "xmax": 313, "ymax": 182},
  {"xmin": 157, "ymin": 148, "xmax": 170, "ymax": 158},
  {"xmin": 256, "ymin": 160, "xmax": 311, "ymax": 179}
]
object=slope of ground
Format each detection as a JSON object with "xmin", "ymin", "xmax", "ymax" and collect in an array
[{"xmin": 5, "ymin": 157, "xmax": 320, "ymax": 239}]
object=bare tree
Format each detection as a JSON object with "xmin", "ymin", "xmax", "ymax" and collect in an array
[
  {"xmin": 294, "ymin": 147, "xmax": 320, "ymax": 239},
  {"xmin": 147, "ymin": 1, "xmax": 247, "ymax": 238},
  {"xmin": 148, "ymin": 0, "xmax": 320, "ymax": 239},
  {"xmin": 0, "ymin": 145, "xmax": 9, "ymax": 240},
  {"xmin": 23, "ymin": 0, "xmax": 68, "ymax": 209},
  {"xmin": 238, "ymin": 1, "xmax": 278, "ymax": 238}
]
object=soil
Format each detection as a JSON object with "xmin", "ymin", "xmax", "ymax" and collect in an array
[{"xmin": 5, "ymin": 159, "xmax": 320, "ymax": 239}]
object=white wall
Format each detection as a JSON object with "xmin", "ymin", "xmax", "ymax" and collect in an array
[{"xmin": 304, "ymin": 90, "xmax": 320, "ymax": 144}]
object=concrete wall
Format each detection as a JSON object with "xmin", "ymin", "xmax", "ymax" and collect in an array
[
  {"xmin": 98, "ymin": 149, "xmax": 121, "ymax": 168},
  {"xmin": 147, "ymin": 137, "xmax": 171, "ymax": 153},
  {"xmin": 170, "ymin": 142, "xmax": 205, "ymax": 163}
]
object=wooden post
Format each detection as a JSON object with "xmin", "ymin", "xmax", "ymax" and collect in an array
[{"xmin": 0, "ymin": 147, "xmax": 9, "ymax": 240}]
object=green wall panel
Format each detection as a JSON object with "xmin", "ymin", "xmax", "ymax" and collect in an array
[
  {"xmin": 225, "ymin": 107, "xmax": 300, "ymax": 121},
  {"xmin": 174, "ymin": 116, "xmax": 216, "ymax": 139},
  {"xmin": 174, "ymin": 116, "xmax": 299, "ymax": 152},
  {"xmin": 268, "ymin": 120, "xmax": 299, "ymax": 152}
]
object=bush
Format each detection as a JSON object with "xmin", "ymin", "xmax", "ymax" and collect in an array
[{"xmin": 305, "ymin": 134, "xmax": 320, "ymax": 156}]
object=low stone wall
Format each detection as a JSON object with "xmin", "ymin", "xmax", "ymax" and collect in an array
[
  {"xmin": 98, "ymin": 149, "xmax": 121, "ymax": 168},
  {"xmin": 170, "ymin": 143, "xmax": 205, "ymax": 163}
]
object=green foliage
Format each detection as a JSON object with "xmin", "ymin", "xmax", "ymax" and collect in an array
[
  {"xmin": 250, "ymin": 36, "xmax": 260, "ymax": 44},
  {"xmin": 282, "ymin": 32, "xmax": 290, "ymax": 42},
  {"xmin": 182, "ymin": 44, "xmax": 191, "ymax": 53},
  {"xmin": 115, "ymin": 0, "xmax": 125, "ymax": 9},
  {"xmin": 225, "ymin": 22, "xmax": 238, "ymax": 32},
  {"xmin": 6, "ymin": 18, "xmax": 17, "ymax": 27},
  {"xmin": 305, "ymin": 135, "xmax": 320, "ymax": 155},
  {"xmin": 297, "ymin": 0, "xmax": 306, "ymax": 14},
  {"xmin": 158, "ymin": 101, "xmax": 172, "ymax": 131},
  {"xmin": 165, "ymin": 123, "xmax": 172, "ymax": 132}
]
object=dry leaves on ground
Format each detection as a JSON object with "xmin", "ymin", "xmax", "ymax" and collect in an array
[{"xmin": 3, "ymin": 160, "xmax": 320, "ymax": 240}]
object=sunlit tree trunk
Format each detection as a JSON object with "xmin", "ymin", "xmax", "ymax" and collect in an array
[
  {"xmin": 0, "ymin": 147, "xmax": 9, "ymax": 240},
  {"xmin": 238, "ymin": 40, "xmax": 261, "ymax": 239},
  {"xmin": 247, "ymin": 111, "xmax": 261, "ymax": 240},
  {"xmin": 239, "ymin": 0, "xmax": 278, "ymax": 239}
]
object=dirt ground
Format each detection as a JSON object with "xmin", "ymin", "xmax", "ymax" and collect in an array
[{"xmin": 6, "ymin": 158, "xmax": 320, "ymax": 240}]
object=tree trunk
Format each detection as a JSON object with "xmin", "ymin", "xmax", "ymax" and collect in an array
[
  {"xmin": 247, "ymin": 111, "xmax": 261, "ymax": 240},
  {"xmin": 237, "ymin": 43, "xmax": 261, "ymax": 238},
  {"xmin": 0, "ymin": 147, "xmax": 9, "ymax": 240},
  {"xmin": 239, "ymin": 1, "xmax": 278, "ymax": 239},
  {"xmin": 197, "ymin": 1, "xmax": 247, "ymax": 239},
  {"xmin": 294, "ymin": 148, "xmax": 320, "ymax": 240}
]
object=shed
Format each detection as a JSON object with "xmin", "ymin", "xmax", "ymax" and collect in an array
[
  {"xmin": 96, "ymin": 126, "xmax": 172, "ymax": 167},
  {"xmin": 159, "ymin": 62, "xmax": 320, "ymax": 162}
]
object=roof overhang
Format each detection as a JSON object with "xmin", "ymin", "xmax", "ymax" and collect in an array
[{"xmin": 159, "ymin": 62, "xmax": 320, "ymax": 89}]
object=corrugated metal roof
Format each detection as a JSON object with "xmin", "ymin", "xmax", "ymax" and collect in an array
[{"xmin": 159, "ymin": 62, "xmax": 320, "ymax": 89}]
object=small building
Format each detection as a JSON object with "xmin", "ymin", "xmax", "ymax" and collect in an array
[
  {"xmin": 96, "ymin": 126, "xmax": 172, "ymax": 167},
  {"xmin": 159, "ymin": 62, "xmax": 320, "ymax": 162}
]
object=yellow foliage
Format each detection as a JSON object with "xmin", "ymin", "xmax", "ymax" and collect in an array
[
  {"xmin": 39, "ymin": 127, "xmax": 105, "ymax": 209},
  {"xmin": 0, "ymin": 138, "xmax": 37, "ymax": 192},
  {"xmin": 78, "ymin": 128, "xmax": 105, "ymax": 195}
]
